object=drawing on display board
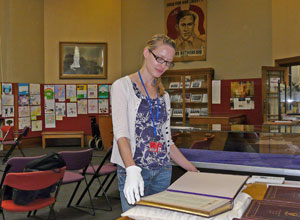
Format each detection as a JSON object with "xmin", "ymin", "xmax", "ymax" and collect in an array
[
  {"xmin": 44, "ymin": 99, "xmax": 55, "ymax": 114},
  {"xmin": 30, "ymin": 106, "xmax": 41, "ymax": 116},
  {"xmin": 67, "ymin": 103, "xmax": 77, "ymax": 117},
  {"xmin": 2, "ymin": 106, "xmax": 14, "ymax": 117},
  {"xmin": 44, "ymin": 85, "xmax": 54, "ymax": 100},
  {"xmin": 30, "ymin": 95, "xmax": 41, "ymax": 105},
  {"xmin": 88, "ymin": 99, "xmax": 98, "ymax": 113},
  {"xmin": 18, "ymin": 83, "xmax": 29, "ymax": 96},
  {"xmin": 77, "ymin": 85, "xmax": 87, "ymax": 99},
  {"xmin": 18, "ymin": 106, "xmax": 30, "ymax": 117},
  {"xmin": 30, "ymin": 84, "xmax": 40, "ymax": 95},
  {"xmin": 2, "ymin": 83, "xmax": 12, "ymax": 95},
  {"xmin": 45, "ymin": 114, "xmax": 56, "ymax": 128},
  {"xmin": 2, "ymin": 94, "xmax": 14, "ymax": 106},
  {"xmin": 18, "ymin": 117, "xmax": 31, "ymax": 130},
  {"xmin": 88, "ymin": 84, "xmax": 98, "ymax": 98},
  {"xmin": 66, "ymin": 85, "xmax": 77, "ymax": 99},
  {"xmin": 5, "ymin": 118, "xmax": 14, "ymax": 126},
  {"xmin": 78, "ymin": 99, "xmax": 87, "ymax": 114},
  {"xmin": 98, "ymin": 99, "xmax": 109, "ymax": 113},
  {"xmin": 31, "ymin": 120, "xmax": 42, "ymax": 132},
  {"xmin": 55, "ymin": 85, "xmax": 65, "ymax": 101},
  {"xmin": 18, "ymin": 96, "xmax": 30, "ymax": 105},
  {"xmin": 55, "ymin": 102, "xmax": 66, "ymax": 116},
  {"xmin": 98, "ymin": 85, "xmax": 109, "ymax": 98}
]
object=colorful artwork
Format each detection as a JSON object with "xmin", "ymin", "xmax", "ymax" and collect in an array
[
  {"xmin": 99, "ymin": 99, "xmax": 109, "ymax": 113},
  {"xmin": 44, "ymin": 85, "xmax": 54, "ymax": 100},
  {"xmin": 55, "ymin": 85, "xmax": 65, "ymax": 100},
  {"xmin": 55, "ymin": 102, "xmax": 66, "ymax": 116},
  {"xmin": 77, "ymin": 99, "xmax": 87, "ymax": 114},
  {"xmin": 30, "ymin": 95, "xmax": 41, "ymax": 105},
  {"xmin": 88, "ymin": 84, "xmax": 98, "ymax": 98},
  {"xmin": 66, "ymin": 85, "xmax": 76, "ymax": 99},
  {"xmin": 18, "ymin": 83, "xmax": 29, "ymax": 96},
  {"xmin": 67, "ymin": 103, "xmax": 77, "ymax": 117},
  {"xmin": 88, "ymin": 99, "xmax": 98, "ymax": 113},
  {"xmin": 165, "ymin": 0, "xmax": 207, "ymax": 61},
  {"xmin": 32, "ymin": 120, "xmax": 42, "ymax": 131},
  {"xmin": 98, "ymin": 85, "xmax": 109, "ymax": 98},
  {"xmin": 30, "ymin": 83, "xmax": 40, "ymax": 95},
  {"xmin": 45, "ymin": 114, "xmax": 56, "ymax": 128},
  {"xmin": 18, "ymin": 95, "xmax": 30, "ymax": 105},
  {"xmin": 2, "ymin": 83, "xmax": 12, "ymax": 95},
  {"xmin": 30, "ymin": 106, "xmax": 41, "ymax": 116},
  {"xmin": 77, "ymin": 85, "xmax": 87, "ymax": 99},
  {"xmin": 18, "ymin": 106, "xmax": 30, "ymax": 117}
]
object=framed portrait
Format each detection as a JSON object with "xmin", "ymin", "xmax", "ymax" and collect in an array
[
  {"xmin": 59, "ymin": 42, "xmax": 107, "ymax": 79},
  {"xmin": 164, "ymin": 0, "xmax": 207, "ymax": 62}
]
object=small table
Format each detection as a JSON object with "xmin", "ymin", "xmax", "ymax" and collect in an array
[{"xmin": 41, "ymin": 131, "xmax": 84, "ymax": 149}]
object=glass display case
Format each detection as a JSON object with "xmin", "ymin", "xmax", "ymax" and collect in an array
[
  {"xmin": 262, "ymin": 66, "xmax": 288, "ymax": 123},
  {"xmin": 171, "ymin": 123, "xmax": 300, "ymax": 179},
  {"xmin": 162, "ymin": 68, "xmax": 214, "ymax": 125}
]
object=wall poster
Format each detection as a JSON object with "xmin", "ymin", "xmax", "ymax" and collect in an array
[{"xmin": 165, "ymin": 0, "xmax": 207, "ymax": 62}]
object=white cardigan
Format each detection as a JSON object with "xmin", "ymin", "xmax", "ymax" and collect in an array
[{"xmin": 110, "ymin": 76, "xmax": 174, "ymax": 168}]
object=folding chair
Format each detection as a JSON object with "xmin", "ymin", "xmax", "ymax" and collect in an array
[
  {"xmin": 0, "ymin": 167, "xmax": 66, "ymax": 220},
  {"xmin": 2, "ymin": 126, "xmax": 30, "ymax": 164},
  {"xmin": 58, "ymin": 148, "xmax": 95, "ymax": 215},
  {"xmin": 76, "ymin": 147, "xmax": 117, "ymax": 211},
  {"xmin": 0, "ymin": 126, "xmax": 12, "ymax": 145}
]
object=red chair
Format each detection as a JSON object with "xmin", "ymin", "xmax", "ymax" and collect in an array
[
  {"xmin": 0, "ymin": 167, "xmax": 66, "ymax": 220},
  {"xmin": 0, "ymin": 126, "xmax": 12, "ymax": 145}
]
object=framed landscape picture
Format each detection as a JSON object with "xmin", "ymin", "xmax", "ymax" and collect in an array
[{"xmin": 59, "ymin": 42, "xmax": 107, "ymax": 79}]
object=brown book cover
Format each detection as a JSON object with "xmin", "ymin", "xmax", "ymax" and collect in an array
[
  {"xmin": 242, "ymin": 200, "xmax": 300, "ymax": 220},
  {"xmin": 264, "ymin": 185, "xmax": 300, "ymax": 204}
]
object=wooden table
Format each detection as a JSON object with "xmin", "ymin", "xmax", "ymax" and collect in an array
[
  {"xmin": 41, "ymin": 131, "xmax": 84, "ymax": 149},
  {"xmin": 189, "ymin": 114, "xmax": 246, "ymax": 125}
]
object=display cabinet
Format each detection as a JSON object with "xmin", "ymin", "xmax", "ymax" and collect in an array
[
  {"xmin": 261, "ymin": 66, "xmax": 288, "ymax": 123},
  {"xmin": 162, "ymin": 68, "xmax": 214, "ymax": 125},
  {"xmin": 171, "ymin": 123, "xmax": 300, "ymax": 179}
]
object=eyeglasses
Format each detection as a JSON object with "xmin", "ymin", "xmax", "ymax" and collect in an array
[{"xmin": 148, "ymin": 49, "xmax": 175, "ymax": 68}]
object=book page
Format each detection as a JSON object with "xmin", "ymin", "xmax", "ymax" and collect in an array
[
  {"xmin": 138, "ymin": 190, "xmax": 230, "ymax": 213},
  {"xmin": 168, "ymin": 172, "xmax": 249, "ymax": 200}
]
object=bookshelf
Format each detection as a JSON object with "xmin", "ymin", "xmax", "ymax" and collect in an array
[
  {"xmin": 261, "ymin": 66, "xmax": 288, "ymax": 123},
  {"xmin": 162, "ymin": 68, "xmax": 214, "ymax": 125}
]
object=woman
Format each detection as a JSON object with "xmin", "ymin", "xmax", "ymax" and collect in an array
[{"xmin": 110, "ymin": 34, "xmax": 198, "ymax": 212}]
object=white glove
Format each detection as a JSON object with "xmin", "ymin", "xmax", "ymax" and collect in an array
[{"xmin": 124, "ymin": 165, "xmax": 144, "ymax": 205}]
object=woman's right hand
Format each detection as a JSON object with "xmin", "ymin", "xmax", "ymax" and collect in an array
[{"xmin": 124, "ymin": 165, "xmax": 144, "ymax": 204}]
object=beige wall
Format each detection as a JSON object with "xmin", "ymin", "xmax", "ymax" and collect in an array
[
  {"xmin": 121, "ymin": 0, "xmax": 164, "ymax": 76},
  {"xmin": 272, "ymin": 0, "xmax": 300, "ymax": 61},
  {"xmin": 44, "ymin": 0, "xmax": 122, "ymax": 84},
  {"xmin": 0, "ymin": 0, "xmax": 44, "ymax": 83},
  {"xmin": 121, "ymin": 0, "xmax": 273, "ymax": 80},
  {"xmin": 2, "ymin": 0, "xmax": 300, "ymax": 83}
]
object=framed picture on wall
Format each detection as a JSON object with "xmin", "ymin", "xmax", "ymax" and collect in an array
[{"xmin": 59, "ymin": 42, "xmax": 107, "ymax": 79}]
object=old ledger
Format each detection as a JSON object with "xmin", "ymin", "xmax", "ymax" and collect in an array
[{"xmin": 136, "ymin": 171, "xmax": 249, "ymax": 217}]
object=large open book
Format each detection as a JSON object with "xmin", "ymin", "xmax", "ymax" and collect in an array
[{"xmin": 136, "ymin": 171, "xmax": 249, "ymax": 217}]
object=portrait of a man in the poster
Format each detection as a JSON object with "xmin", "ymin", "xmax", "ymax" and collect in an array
[{"xmin": 165, "ymin": 0, "xmax": 207, "ymax": 61}]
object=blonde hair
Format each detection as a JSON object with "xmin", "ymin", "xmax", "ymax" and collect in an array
[{"xmin": 145, "ymin": 34, "xmax": 175, "ymax": 96}]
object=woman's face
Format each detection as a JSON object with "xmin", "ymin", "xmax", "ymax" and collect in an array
[{"xmin": 144, "ymin": 44, "xmax": 175, "ymax": 78}]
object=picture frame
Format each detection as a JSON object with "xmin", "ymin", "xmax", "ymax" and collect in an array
[
  {"xmin": 172, "ymin": 108, "xmax": 183, "ymax": 117},
  {"xmin": 169, "ymin": 82, "xmax": 180, "ymax": 89},
  {"xmin": 191, "ymin": 80, "xmax": 202, "ymax": 88},
  {"xmin": 189, "ymin": 108, "xmax": 201, "ymax": 116},
  {"xmin": 59, "ymin": 42, "xmax": 107, "ymax": 79},
  {"xmin": 191, "ymin": 94, "xmax": 202, "ymax": 102}
]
